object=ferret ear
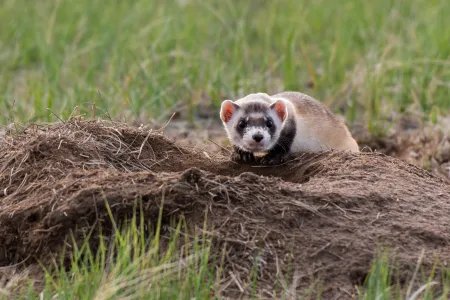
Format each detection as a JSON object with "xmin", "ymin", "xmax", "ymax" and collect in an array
[
  {"xmin": 270, "ymin": 99, "xmax": 287, "ymax": 121},
  {"xmin": 220, "ymin": 100, "xmax": 240, "ymax": 123}
]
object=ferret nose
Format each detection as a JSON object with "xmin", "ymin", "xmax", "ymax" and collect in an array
[{"xmin": 252, "ymin": 133, "xmax": 263, "ymax": 143}]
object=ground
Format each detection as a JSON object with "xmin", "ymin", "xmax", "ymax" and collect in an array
[{"xmin": 0, "ymin": 118, "xmax": 449, "ymax": 299}]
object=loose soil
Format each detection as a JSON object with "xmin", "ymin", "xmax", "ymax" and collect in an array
[{"xmin": 1, "ymin": 119, "xmax": 449, "ymax": 299}]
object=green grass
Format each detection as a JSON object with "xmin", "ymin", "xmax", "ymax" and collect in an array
[
  {"xmin": 1, "ymin": 0, "xmax": 449, "ymax": 133},
  {"xmin": 0, "ymin": 200, "xmax": 222, "ymax": 300},
  {"xmin": 357, "ymin": 249, "xmax": 444, "ymax": 300}
]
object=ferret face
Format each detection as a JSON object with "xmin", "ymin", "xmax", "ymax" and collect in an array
[{"xmin": 220, "ymin": 99, "xmax": 288, "ymax": 153}]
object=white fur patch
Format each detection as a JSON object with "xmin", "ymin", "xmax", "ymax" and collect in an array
[
  {"xmin": 238, "ymin": 127, "xmax": 273, "ymax": 152},
  {"xmin": 289, "ymin": 117, "xmax": 329, "ymax": 152},
  {"xmin": 240, "ymin": 127, "xmax": 272, "ymax": 152},
  {"xmin": 248, "ymin": 112, "xmax": 265, "ymax": 119},
  {"xmin": 266, "ymin": 110, "xmax": 284, "ymax": 129}
]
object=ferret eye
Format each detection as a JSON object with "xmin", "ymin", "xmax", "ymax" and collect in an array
[
  {"xmin": 238, "ymin": 120, "xmax": 246, "ymax": 129},
  {"xmin": 266, "ymin": 119, "xmax": 273, "ymax": 128}
]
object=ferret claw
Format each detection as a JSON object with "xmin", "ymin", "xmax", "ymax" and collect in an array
[
  {"xmin": 260, "ymin": 153, "xmax": 284, "ymax": 165},
  {"xmin": 231, "ymin": 148, "xmax": 256, "ymax": 164}
]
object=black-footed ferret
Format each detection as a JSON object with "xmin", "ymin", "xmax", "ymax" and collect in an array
[{"xmin": 219, "ymin": 91, "xmax": 359, "ymax": 165}]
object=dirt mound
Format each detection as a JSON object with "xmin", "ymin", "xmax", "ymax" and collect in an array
[
  {"xmin": 356, "ymin": 123, "xmax": 450, "ymax": 184},
  {"xmin": 1, "ymin": 120, "xmax": 450, "ymax": 298}
]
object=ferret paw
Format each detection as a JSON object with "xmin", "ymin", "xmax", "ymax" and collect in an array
[
  {"xmin": 231, "ymin": 150, "xmax": 256, "ymax": 164},
  {"xmin": 259, "ymin": 154, "xmax": 284, "ymax": 165}
]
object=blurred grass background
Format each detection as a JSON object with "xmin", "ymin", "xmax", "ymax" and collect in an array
[{"xmin": 1, "ymin": 0, "xmax": 449, "ymax": 133}]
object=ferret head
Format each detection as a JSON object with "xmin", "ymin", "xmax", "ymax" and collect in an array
[{"xmin": 220, "ymin": 98, "xmax": 288, "ymax": 154}]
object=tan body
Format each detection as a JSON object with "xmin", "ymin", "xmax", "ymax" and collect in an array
[{"xmin": 270, "ymin": 91, "xmax": 359, "ymax": 153}]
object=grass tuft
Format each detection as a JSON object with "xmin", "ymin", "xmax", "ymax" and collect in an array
[{"xmin": 23, "ymin": 198, "xmax": 220, "ymax": 300}]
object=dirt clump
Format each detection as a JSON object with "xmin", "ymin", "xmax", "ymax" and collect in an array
[{"xmin": 1, "ymin": 120, "xmax": 450, "ymax": 299}]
